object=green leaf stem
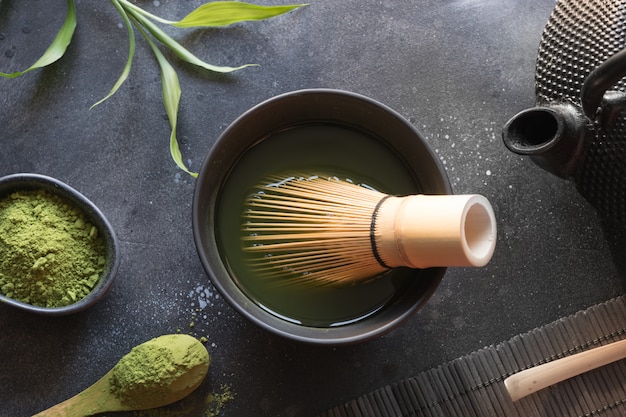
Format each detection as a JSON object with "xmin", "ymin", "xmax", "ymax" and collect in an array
[
  {"xmin": 123, "ymin": 5, "xmax": 254, "ymax": 74},
  {"xmin": 91, "ymin": 0, "xmax": 136, "ymax": 109},
  {"xmin": 0, "ymin": 0, "xmax": 77, "ymax": 78},
  {"xmin": 132, "ymin": 18, "xmax": 195, "ymax": 177}
]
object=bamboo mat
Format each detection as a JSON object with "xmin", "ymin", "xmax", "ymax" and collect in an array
[{"xmin": 319, "ymin": 295, "xmax": 626, "ymax": 417}]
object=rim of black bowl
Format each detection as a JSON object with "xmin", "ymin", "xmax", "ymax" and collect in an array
[
  {"xmin": 192, "ymin": 88, "xmax": 452, "ymax": 345},
  {"xmin": 0, "ymin": 173, "xmax": 120, "ymax": 316}
]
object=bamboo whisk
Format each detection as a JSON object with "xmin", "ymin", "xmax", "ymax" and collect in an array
[{"xmin": 241, "ymin": 174, "xmax": 496, "ymax": 286}]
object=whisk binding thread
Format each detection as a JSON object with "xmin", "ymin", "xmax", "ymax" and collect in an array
[{"xmin": 370, "ymin": 194, "xmax": 392, "ymax": 270}]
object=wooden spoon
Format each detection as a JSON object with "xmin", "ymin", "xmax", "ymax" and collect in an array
[
  {"xmin": 504, "ymin": 338, "xmax": 626, "ymax": 401},
  {"xmin": 32, "ymin": 334, "xmax": 210, "ymax": 416}
]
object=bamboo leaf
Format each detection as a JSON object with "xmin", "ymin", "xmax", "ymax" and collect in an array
[
  {"xmin": 91, "ymin": 0, "xmax": 136, "ymax": 109},
  {"xmin": 117, "ymin": 1, "xmax": 307, "ymax": 28},
  {"xmin": 133, "ymin": 18, "xmax": 197, "ymax": 177},
  {"xmin": 0, "ymin": 0, "xmax": 77, "ymax": 78},
  {"xmin": 173, "ymin": 1, "xmax": 308, "ymax": 28},
  {"xmin": 123, "ymin": 4, "xmax": 254, "ymax": 74}
]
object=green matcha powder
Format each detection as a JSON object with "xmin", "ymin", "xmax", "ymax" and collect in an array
[{"xmin": 0, "ymin": 189, "xmax": 106, "ymax": 307}]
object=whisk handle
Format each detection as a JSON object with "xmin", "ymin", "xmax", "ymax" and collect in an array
[{"xmin": 375, "ymin": 194, "xmax": 496, "ymax": 268}]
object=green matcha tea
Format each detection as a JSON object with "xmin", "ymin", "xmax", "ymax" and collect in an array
[{"xmin": 216, "ymin": 124, "xmax": 425, "ymax": 327}]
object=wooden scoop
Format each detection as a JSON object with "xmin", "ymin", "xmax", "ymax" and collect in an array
[
  {"xmin": 32, "ymin": 334, "xmax": 210, "ymax": 416},
  {"xmin": 504, "ymin": 338, "xmax": 626, "ymax": 401}
]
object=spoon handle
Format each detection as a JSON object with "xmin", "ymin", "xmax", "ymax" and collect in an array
[
  {"xmin": 504, "ymin": 338, "xmax": 626, "ymax": 401},
  {"xmin": 31, "ymin": 372, "xmax": 127, "ymax": 417},
  {"xmin": 31, "ymin": 393, "xmax": 96, "ymax": 417}
]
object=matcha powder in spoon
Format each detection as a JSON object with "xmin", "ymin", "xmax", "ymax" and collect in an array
[
  {"xmin": 0, "ymin": 189, "xmax": 106, "ymax": 307},
  {"xmin": 109, "ymin": 334, "xmax": 211, "ymax": 409}
]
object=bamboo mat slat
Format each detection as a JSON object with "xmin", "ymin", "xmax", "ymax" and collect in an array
[{"xmin": 318, "ymin": 296, "xmax": 626, "ymax": 417}]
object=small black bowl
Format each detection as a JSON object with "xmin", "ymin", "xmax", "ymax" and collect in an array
[
  {"xmin": 192, "ymin": 89, "xmax": 451, "ymax": 345},
  {"xmin": 0, "ymin": 173, "xmax": 120, "ymax": 316}
]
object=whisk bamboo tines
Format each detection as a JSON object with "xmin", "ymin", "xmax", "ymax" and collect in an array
[{"xmin": 241, "ymin": 174, "xmax": 497, "ymax": 286}]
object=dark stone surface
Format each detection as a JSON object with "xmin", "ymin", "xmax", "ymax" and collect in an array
[{"xmin": 0, "ymin": 1, "xmax": 623, "ymax": 416}]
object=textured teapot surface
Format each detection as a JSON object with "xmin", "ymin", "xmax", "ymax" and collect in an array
[
  {"xmin": 536, "ymin": 0, "xmax": 626, "ymax": 108},
  {"xmin": 503, "ymin": 0, "xmax": 626, "ymax": 226}
]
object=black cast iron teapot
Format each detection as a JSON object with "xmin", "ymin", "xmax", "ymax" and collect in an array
[{"xmin": 502, "ymin": 0, "xmax": 626, "ymax": 228}]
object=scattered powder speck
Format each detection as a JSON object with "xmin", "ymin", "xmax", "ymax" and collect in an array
[{"xmin": 204, "ymin": 384, "xmax": 236, "ymax": 417}]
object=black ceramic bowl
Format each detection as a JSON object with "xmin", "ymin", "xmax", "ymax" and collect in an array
[
  {"xmin": 192, "ymin": 89, "xmax": 451, "ymax": 345},
  {"xmin": 0, "ymin": 173, "xmax": 120, "ymax": 316}
]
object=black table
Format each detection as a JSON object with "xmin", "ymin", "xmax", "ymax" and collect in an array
[{"xmin": 1, "ymin": 1, "xmax": 623, "ymax": 416}]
